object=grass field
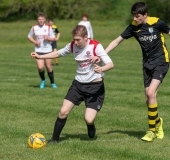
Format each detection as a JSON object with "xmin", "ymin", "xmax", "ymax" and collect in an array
[{"xmin": 1, "ymin": 19, "xmax": 170, "ymax": 160}]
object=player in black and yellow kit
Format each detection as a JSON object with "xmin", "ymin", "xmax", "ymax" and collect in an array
[
  {"xmin": 105, "ymin": 2, "xmax": 170, "ymax": 142},
  {"xmin": 48, "ymin": 18, "xmax": 60, "ymax": 65}
]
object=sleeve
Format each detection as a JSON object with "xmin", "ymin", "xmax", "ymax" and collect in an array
[
  {"xmin": 55, "ymin": 28, "xmax": 59, "ymax": 33},
  {"xmin": 95, "ymin": 44, "xmax": 113, "ymax": 64},
  {"xmin": 89, "ymin": 22, "xmax": 93, "ymax": 39},
  {"xmin": 49, "ymin": 26, "xmax": 55, "ymax": 38},
  {"xmin": 28, "ymin": 27, "xmax": 34, "ymax": 38},
  {"xmin": 157, "ymin": 20, "xmax": 170, "ymax": 34},
  {"xmin": 57, "ymin": 43, "xmax": 72, "ymax": 57},
  {"xmin": 120, "ymin": 24, "xmax": 134, "ymax": 39}
]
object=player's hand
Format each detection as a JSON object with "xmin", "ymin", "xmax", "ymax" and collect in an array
[
  {"xmin": 44, "ymin": 35, "xmax": 49, "ymax": 41},
  {"xmin": 35, "ymin": 41, "xmax": 41, "ymax": 46},
  {"xmin": 91, "ymin": 56, "xmax": 101, "ymax": 64},
  {"xmin": 94, "ymin": 64, "xmax": 102, "ymax": 73},
  {"xmin": 30, "ymin": 52, "xmax": 39, "ymax": 59},
  {"xmin": 55, "ymin": 37, "xmax": 58, "ymax": 41}
]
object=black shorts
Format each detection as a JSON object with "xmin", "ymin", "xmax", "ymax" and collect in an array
[
  {"xmin": 36, "ymin": 52, "xmax": 51, "ymax": 55},
  {"xmin": 143, "ymin": 62, "xmax": 169, "ymax": 87},
  {"xmin": 51, "ymin": 41, "xmax": 57, "ymax": 50},
  {"xmin": 65, "ymin": 80, "xmax": 105, "ymax": 112}
]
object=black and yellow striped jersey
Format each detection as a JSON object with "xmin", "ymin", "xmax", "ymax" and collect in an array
[
  {"xmin": 51, "ymin": 24, "xmax": 59, "ymax": 35},
  {"xmin": 121, "ymin": 16, "xmax": 170, "ymax": 65}
]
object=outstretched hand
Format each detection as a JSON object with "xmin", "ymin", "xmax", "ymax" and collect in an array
[
  {"xmin": 30, "ymin": 52, "xmax": 39, "ymax": 59},
  {"xmin": 91, "ymin": 56, "xmax": 101, "ymax": 64},
  {"xmin": 94, "ymin": 64, "xmax": 102, "ymax": 73}
]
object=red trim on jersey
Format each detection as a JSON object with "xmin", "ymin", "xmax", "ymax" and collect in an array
[
  {"xmin": 70, "ymin": 40, "xmax": 99, "ymax": 55},
  {"xmin": 32, "ymin": 24, "xmax": 50, "ymax": 32},
  {"xmin": 70, "ymin": 41, "xmax": 75, "ymax": 53},
  {"xmin": 89, "ymin": 40, "xmax": 99, "ymax": 56},
  {"xmin": 45, "ymin": 24, "xmax": 50, "ymax": 31},
  {"xmin": 32, "ymin": 24, "xmax": 38, "ymax": 32}
]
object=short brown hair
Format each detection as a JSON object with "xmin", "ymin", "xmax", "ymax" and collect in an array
[
  {"xmin": 72, "ymin": 25, "xmax": 87, "ymax": 37},
  {"xmin": 37, "ymin": 12, "xmax": 46, "ymax": 18},
  {"xmin": 82, "ymin": 14, "xmax": 88, "ymax": 18}
]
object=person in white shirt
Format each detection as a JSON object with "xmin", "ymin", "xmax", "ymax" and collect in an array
[
  {"xmin": 28, "ymin": 12, "xmax": 58, "ymax": 89},
  {"xmin": 78, "ymin": 14, "xmax": 93, "ymax": 39},
  {"xmin": 30, "ymin": 25, "xmax": 114, "ymax": 143}
]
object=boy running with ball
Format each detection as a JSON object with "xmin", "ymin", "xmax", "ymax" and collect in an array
[{"xmin": 31, "ymin": 25, "xmax": 114, "ymax": 142}]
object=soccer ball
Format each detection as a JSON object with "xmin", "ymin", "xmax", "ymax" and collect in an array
[{"xmin": 27, "ymin": 133, "xmax": 46, "ymax": 149}]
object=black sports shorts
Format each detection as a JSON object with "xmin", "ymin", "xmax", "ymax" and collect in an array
[
  {"xmin": 51, "ymin": 41, "xmax": 57, "ymax": 50},
  {"xmin": 36, "ymin": 52, "xmax": 51, "ymax": 55},
  {"xmin": 65, "ymin": 79, "xmax": 105, "ymax": 112},
  {"xmin": 143, "ymin": 62, "xmax": 169, "ymax": 88}
]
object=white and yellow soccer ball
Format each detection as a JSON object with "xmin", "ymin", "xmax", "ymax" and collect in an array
[{"xmin": 28, "ymin": 133, "xmax": 46, "ymax": 149}]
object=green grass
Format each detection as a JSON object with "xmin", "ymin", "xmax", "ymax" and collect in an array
[{"xmin": 1, "ymin": 19, "xmax": 170, "ymax": 160}]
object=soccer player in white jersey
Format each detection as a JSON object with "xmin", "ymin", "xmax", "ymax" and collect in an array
[
  {"xmin": 28, "ymin": 12, "xmax": 58, "ymax": 89},
  {"xmin": 78, "ymin": 14, "xmax": 94, "ymax": 39},
  {"xmin": 31, "ymin": 25, "xmax": 114, "ymax": 143}
]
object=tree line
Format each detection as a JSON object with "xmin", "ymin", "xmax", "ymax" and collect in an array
[{"xmin": 0, "ymin": 0, "xmax": 170, "ymax": 23}]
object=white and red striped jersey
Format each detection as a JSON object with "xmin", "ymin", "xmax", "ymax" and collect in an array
[
  {"xmin": 28, "ymin": 24, "xmax": 55, "ymax": 53},
  {"xmin": 58, "ymin": 40, "xmax": 112, "ymax": 83}
]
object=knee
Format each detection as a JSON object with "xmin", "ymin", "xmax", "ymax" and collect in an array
[
  {"xmin": 84, "ymin": 117, "xmax": 94, "ymax": 125},
  {"xmin": 58, "ymin": 108, "xmax": 69, "ymax": 119},
  {"xmin": 46, "ymin": 65, "xmax": 52, "ymax": 72},
  {"xmin": 146, "ymin": 90, "xmax": 156, "ymax": 100},
  {"xmin": 38, "ymin": 67, "xmax": 44, "ymax": 72}
]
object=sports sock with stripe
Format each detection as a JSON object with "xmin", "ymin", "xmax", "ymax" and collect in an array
[{"xmin": 148, "ymin": 103, "xmax": 158, "ymax": 132}]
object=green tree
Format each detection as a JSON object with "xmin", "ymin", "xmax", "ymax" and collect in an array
[{"xmin": 146, "ymin": 0, "xmax": 170, "ymax": 23}]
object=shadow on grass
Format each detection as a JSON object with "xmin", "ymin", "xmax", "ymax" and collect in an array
[
  {"xmin": 106, "ymin": 130, "xmax": 146, "ymax": 139},
  {"xmin": 60, "ymin": 133, "xmax": 97, "ymax": 142}
]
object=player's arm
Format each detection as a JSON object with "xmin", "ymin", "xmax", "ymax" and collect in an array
[
  {"xmin": 55, "ymin": 28, "xmax": 60, "ymax": 41},
  {"xmin": 44, "ymin": 36, "xmax": 56, "ymax": 42},
  {"xmin": 94, "ymin": 44, "xmax": 114, "ymax": 73},
  {"xmin": 55, "ymin": 32, "xmax": 60, "ymax": 41},
  {"xmin": 44, "ymin": 27, "xmax": 57, "ymax": 42},
  {"xmin": 28, "ymin": 37, "xmax": 40, "ymax": 46},
  {"xmin": 31, "ymin": 51, "xmax": 59, "ymax": 59},
  {"xmin": 158, "ymin": 20, "xmax": 170, "ymax": 36},
  {"xmin": 94, "ymin": 62, "xmax": 113, "ymax": 73},
  {"xmin": 31, "ymin": 43, "xmax": 71, "ymax": 59},
  {"xmin": 28, "ymin": 27, "xmax": 40, "ymax": 46},
  {"xmin": 105, "ymin": 36, "xmax": 124, "ymax": 54}
]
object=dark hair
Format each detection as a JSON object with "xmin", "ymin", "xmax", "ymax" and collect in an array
[
  {"xmin": 37, "ymin": 12, "xmax": 46, "ymax": 18},
  {"xmin": 48, "ymin": 18, "xmax": 54, "ymax": 22},
  {"xmin": 72, "ymin": 25, "xmax": 87, "ymax": 37},
  {"xmin": 131, "ymin": 2, "xmax": 148, "ymax": 15}
]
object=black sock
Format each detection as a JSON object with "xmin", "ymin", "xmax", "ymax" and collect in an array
[
  {"xmin": 52, "ymin": 117, "xmax": 67, "ymax": 140},
  {"xmin": 48, "ymin": 71, "xmax": 54, "ymax": 84},
  {"xmin": 39, "ymin": 71, "xmax": 45, "ymax": 80},
  {"xmin": 87, "ymin": 123, "xmax": 95, "ymax": 129}
]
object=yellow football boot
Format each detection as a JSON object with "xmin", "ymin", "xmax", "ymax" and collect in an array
[
  {"xmin": 156, "ymin": 117, "xmax": 164, "ymax": 139},
  {"xmin": 141, "ymin": 131, "xmax": 156, "ymax": 142}
]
